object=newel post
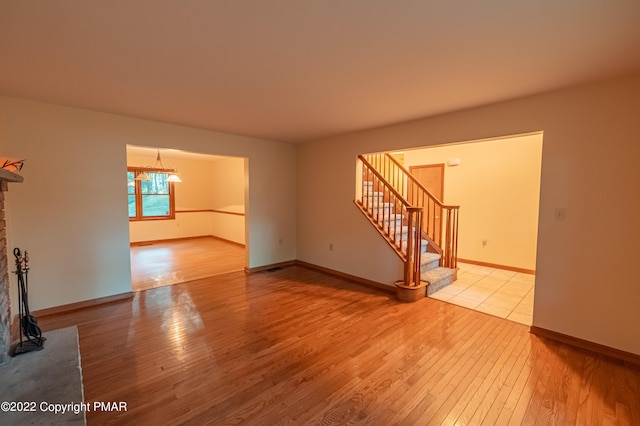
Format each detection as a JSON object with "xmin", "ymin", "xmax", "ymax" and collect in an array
[{"xmin": 395, "ymin": 207, "xmax": 428, "ymax": 303}]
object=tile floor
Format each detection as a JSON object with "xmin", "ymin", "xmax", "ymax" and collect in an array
[{"xmin": 429, "ymin": 262, "xmax": 535, "ymax": 325}]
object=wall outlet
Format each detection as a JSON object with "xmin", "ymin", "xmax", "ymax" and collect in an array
[{"xmin": 482, "ymin": 238, "xmax": 488, "ymax": 247}]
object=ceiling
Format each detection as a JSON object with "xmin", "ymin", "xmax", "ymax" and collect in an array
[
  {"xmin": 2, "ymin": 1, "xmax": 640, "ymax": 143},
  {"xmin": 127, "ymin": 145, "xmax": 225, "ymax": 162}
]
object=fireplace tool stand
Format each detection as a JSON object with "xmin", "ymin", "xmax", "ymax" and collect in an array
[{"xmin": 12, "ymin": 247, "xmax": 45, "ymax": 356}]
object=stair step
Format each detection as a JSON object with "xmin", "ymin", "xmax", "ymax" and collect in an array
[
  {"xmin": 422, "ymin": 267, "xmax": 456, "ymax": 295},
  {"xmin": 368, "ymin": 201, "xmax": 393, "ymax": 209},
  {"xmin": 376, "ymin": 215, "xmax": 404, "ymax": 226},
  {"xmin": 387, "ymin": 225, "xmax": 409, "ymax": 236},
  {"xmin": 364, "ymin": 203, "xmax": 391, "ymax": 212},
  {"xmin": 362, "ymin": 196, "xmax": 386, "ymax": 208},
  {"xmin": 363, "ymin": 190, "xmax": 384, "ymax": 198},
  {"xmin": 372, "ymin": 209, "xmax": 401, "ymax": 219},
  {"xmin": 396, "ymin": 239, "xmax": 428, "ymax": 255},
  {"xmin": 397, "ymin": 228, "xmax": 424, "ymax": 241},
  {"xmin": 420, "ymin": 252, "xmax": 441, "ymax": 272},
  {"xmin": 377, "ymin": 217, "xmax": 403, "ymax": 226}
]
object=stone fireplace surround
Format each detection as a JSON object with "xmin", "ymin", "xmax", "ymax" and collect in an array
[{"xmin": 0, "ymin": 168, "xmax": 24, "ymax": 365}]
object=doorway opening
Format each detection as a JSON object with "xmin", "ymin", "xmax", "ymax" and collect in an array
[
  {"xmin": 361, "ymin": 132, "xmax": 543, "ymax": 324},
  {"xmin": 126, "ymin": 145, "xmax": 248, "ymax": 292}
]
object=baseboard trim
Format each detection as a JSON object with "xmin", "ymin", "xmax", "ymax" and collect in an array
[
  {"xmin": 245, "ymin": 259, "xmax": 395, "ymax": 295},
  {"xmin": 33, "ymin": 292, "xmax": 135, "ymax": 318},
  {"xmin": 130, "ymin": 235, "xmax": 245, "ymax": 248},
  {"xmin": 176, "ymin": 209, "xmax": 245, "ymax": 216},
  {"xmin": 209, "ymin": 235, "xmax": 245, "ymax": 248},
  {"xmin": 530, "ymin": 326, "xmax": 640, "ymax": 366},
  {"xmin": 458, "ymin": 258, "xmax": 535, "ymax": 275},
  {"xmin": 244, "ymin": 260, "xmax": 297, "ymax": 274},
  {"xmin": 295, "ymin": 261, "xmax": 395, "ymax": 294}
]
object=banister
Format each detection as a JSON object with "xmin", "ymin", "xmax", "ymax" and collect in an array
[
  {"xmin": 384, "ymin": 153, "xmax": 459, "ymax": 211},
  {"xmin": 356, "ymin": 155, "xmax": 423, "ymax": 287},
  {"xmin": 358, "ymin": 155, "xmax": 410, "ymax": 206},
  {"xmin": 359, "ymin": 152, "xmax": 459, "ymax": 271}
]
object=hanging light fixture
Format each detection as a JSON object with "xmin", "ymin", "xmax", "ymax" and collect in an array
[
  {"xmin": 134, "ymin": 171, "xmax": 151, "ymax": 181},
  {"xmin": 134, "ymin": 149, "xmax": 181, "ymax": 182},
  {"xmin": 166, "ymin": 173, "xmax": 182, "ymax": 183}
]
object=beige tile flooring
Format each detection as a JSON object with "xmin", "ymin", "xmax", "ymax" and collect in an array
[{"xmin": 430, "ymin": 262, "xmax": 535, "ymax": 325}]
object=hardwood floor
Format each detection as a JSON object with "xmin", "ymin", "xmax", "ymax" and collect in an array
[
  {"xmin": 39, "ymin": 266, "xmax": 640, "ymax": 425},
  {"xmin": 130, "ymin": 237, "xmax": 246, "ymax": 292}
]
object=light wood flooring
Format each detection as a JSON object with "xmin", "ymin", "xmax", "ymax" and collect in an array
[
  {"xmin": 130, "ymin": 237, "xmax": 246, "ymax": 292},
  {"xmin": 39, "ymin": 266, "xmax": 640, "ymax": 425}
]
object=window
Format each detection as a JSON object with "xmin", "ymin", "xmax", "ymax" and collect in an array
[{"xmin": 128, "ymin": 168, "xmax": 176, "ymax": 220}]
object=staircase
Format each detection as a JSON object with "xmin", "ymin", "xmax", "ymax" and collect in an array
[
  {"xmin": 355, "ymin": 154, "xmax": 459, "ymax": 300},
  {"xmin": 420, "ymin": 252, "xmax": 456, "ymax": 295}
]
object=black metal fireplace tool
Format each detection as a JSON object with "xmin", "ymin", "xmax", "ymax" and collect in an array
[{"xmin": 12, "ymin": 247, "xmax": 45, "ymax": 356}]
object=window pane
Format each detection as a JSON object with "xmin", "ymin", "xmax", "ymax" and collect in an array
[
  {"xmin": 127, "ymin": 172, "xmax": 136, "ymax": 195},
  {"xmin": 141, "ymin": 173, "xmax": 169, "ymax": 195},
  {"xmin": 128, "ymin": 195, "xmax": 136, "ymax": 217},
  {"xmin": 128, "ymin": 168, "xmax": 174, "ymax": 220},
  {"xmin": 142, "ymin": 195, "xmax": 170, "ymax": 217}
]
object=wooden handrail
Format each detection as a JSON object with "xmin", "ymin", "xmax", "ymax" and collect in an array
[{"xmin": 356, "ymin": 155, "xmax": 423, "ymax": 287}]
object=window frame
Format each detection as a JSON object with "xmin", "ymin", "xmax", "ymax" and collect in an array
[{"xmin": 128, "ymin": 167, "xmax": 176, "ymax": 221}]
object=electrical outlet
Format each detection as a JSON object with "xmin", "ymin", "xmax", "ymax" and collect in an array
[{"xmin": 482, "ymin": 238, "xmax": 488, "ymax": 247}]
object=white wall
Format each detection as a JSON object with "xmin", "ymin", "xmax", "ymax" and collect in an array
[
  {"xmin": 0, "ymin": 96, "xmax": 296, "ymax": 312},
  {"xmin": 209, "ymin": 156, "xmax": 246, "ymax": 244},
  {"xmin": 297, "ymin": 73, "xmax": 640, "ymax": 355},
  {"xmin": 402, "ymin": 134, "xmax": 543, "ymax": 270},
  {"xmin": 211, "ymin": 156, "xmax": 245, "ymax": 212},
  {"xmin": 127, "ymin": 152, "xmax": 246, "ymax": 244}
]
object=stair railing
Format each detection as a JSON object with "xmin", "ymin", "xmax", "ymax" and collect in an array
[
  {"xmin": 363, "ymin": 153, "xmax": 459, "ymax": 270},
  {"xmin": 355, "ymin": 155, "xmax": 423, "ymax": 287}
]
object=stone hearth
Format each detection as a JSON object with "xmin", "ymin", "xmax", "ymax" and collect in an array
[{"xmin": 0, "ymin": 167, "xmax": 24, "ymax": 365}]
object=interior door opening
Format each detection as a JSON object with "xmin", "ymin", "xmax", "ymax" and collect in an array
[
  {"xmin": 126, "ymin": 145, "xmax": 249, "ymax": 292},
  {"xmin": 359, "ymin": 131, "xmax": 543, "ymax": 324}
]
